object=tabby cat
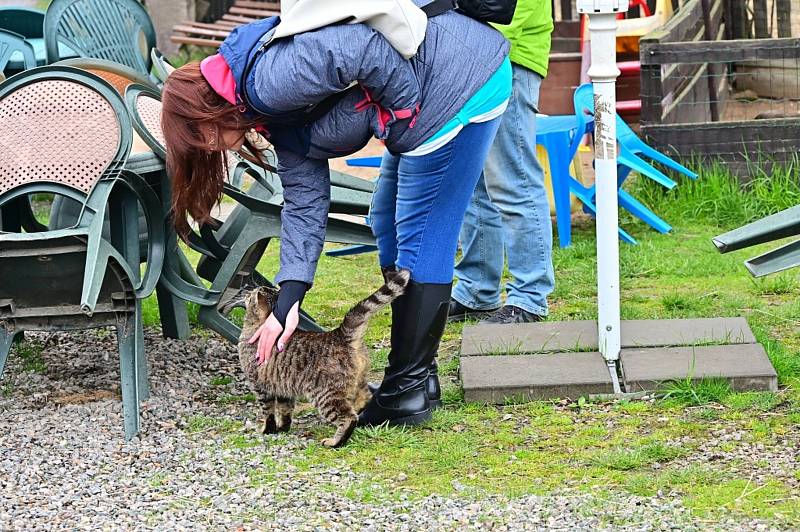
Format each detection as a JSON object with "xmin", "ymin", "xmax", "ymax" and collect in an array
[{"xmin": 237, "ymin": 269, "xmax": 410, "ymax": 447}]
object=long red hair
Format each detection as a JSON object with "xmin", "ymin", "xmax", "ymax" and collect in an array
[{"xmin": 161, "ymin": 62, "xmax": 263, "ymax": 237}]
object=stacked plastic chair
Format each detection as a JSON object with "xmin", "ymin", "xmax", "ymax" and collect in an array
[
  {"xmin": 0, "ymin": 29, "xmax": 36, "ymax": 77},
  {"xmin": 536, "ymin": 83, "xmax": 698, "ymax": 246},
  {"xmin": 44, "ymin": 0, "xmax": 156, "ymax": 75},
  {"xmin": 0, "ymin": 67, "xmax": 165, "ymax": 440}
]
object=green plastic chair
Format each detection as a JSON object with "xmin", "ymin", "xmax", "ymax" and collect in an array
[
  {"xmin": 0, "ymin": 7, "xmax": 44, "ymax": 39},
  {"xmin": 0, "ymin": 29, "xmax": 36, "ymax": 75},
  {"xmin": 54, "ymin": 57, "xmax": 158, "ymax": 93},
  {"xmin": 124, "ymin": 84, "xmax": 377, "ymax": 342},
  {"xmin": 44, "ymin": 0, "xmax": 156, "ymax": 74},
  {"xmin": 150, "ymin": 47, "xmax": 174, "ymax": 85},
  {"xmin": 43, "ymin": 58, "xmax": 190, "ymax": 340},
  {"xmin": 0, "ymin": 66, "xmax": 165, "ymax": 440}
]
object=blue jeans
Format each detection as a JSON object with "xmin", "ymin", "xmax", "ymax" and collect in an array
[
  {"xmin": 370, "ymin": 118, "xmax": 503, "ymax": 284},
  {"xmin": 453, "ymin": 65, "xmax": 554, "ymax": 316}
]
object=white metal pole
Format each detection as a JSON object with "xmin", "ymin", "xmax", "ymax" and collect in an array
[{"xmin": 576, "ymin": 0, "xmax": 628, "ymax": 393}]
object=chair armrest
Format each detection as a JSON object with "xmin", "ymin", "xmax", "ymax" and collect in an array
[{"xmin": 117, "ymin": 170, "xmax": 165, "ymax": 298}]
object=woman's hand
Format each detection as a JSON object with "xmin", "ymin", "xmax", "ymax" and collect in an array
[{"xmin": 248, "ymin": 301, "xmax": 300, "ymax": 364}]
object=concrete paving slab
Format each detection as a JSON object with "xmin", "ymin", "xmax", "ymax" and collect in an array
[
  {"xmin": 461, "ymin": 317, "xmax": 756, "ymax": 356},
  {"xmin": 460, "ymin": 352, "xmax": 614, "ymax": 403},
  {"xmin": 622, "ymin": 344, "xmax": 778, "ymax": 393}
]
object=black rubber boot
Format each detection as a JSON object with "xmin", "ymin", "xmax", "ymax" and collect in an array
[
  {"xmin": 426, "ymin": 359, "xmax": 442, "ymax": 409},
  {"xmin": 367, "ymin": 267, "xmax": 442, "ymax": 409},
  {"xmin": 368, "ymin": 360, "xmax": 442, "ymax": 409},
  {"xmin": 358, "ymin": 279, "xmax": 451, "ymax": 427}
]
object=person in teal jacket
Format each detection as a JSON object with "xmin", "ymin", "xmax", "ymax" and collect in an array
[{"xmin": 450, "ymin": 0, "xmax": 556, "ymax": 324}]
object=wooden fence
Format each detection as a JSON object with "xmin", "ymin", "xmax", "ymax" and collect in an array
[{"xmin": 639, "ymin": 0, "xmax": 800, "ymax": 177}]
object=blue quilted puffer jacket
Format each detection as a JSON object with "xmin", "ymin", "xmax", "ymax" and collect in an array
[{"xmin": 218, "ymin": 5, "xmax": 509, "ymax": 286}]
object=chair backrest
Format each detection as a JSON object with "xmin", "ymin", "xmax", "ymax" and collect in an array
[
  {"xmin": 0, "ymin": 29, "xmax": 36, "ymax": 74},
  {"xmin": 44, "ymin": 0, "xmax": 156, "ymax": 74},
  {"xmin": 0, "ymin": 7, "xmax": 45, "ymax": 39},
  {"xmin": 150, "ymin": 48, "xmax": 175, "ymax": 84},
  {"xmin": 573, "ymin": 82, "xmax": 638, "ymax": 145},
  {"xmin": 124, "ymin": 83, "xmax": 166, "ymax": 158},
  {"xmin": 0, "ymin": 66, "xmax": 132, "ymax": 201},
  {"xmin": 569, "ymin": 83, "xmax": 596, "ymax": 155},
  {"xmin": 56, "ymin": 57, "xmax": 158, "ymax": 95}
]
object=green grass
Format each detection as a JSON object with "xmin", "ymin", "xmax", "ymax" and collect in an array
[
  {"xmin": 138, "ymin": 162, "xmax": 800, "ymax": 525},
  {"xmin": 590, "ymin": 440, "xmax": 685, "ymax": 470},
  {"xmin": 13, "ymin": 339, "xmax": 47, "ymax": 374}
]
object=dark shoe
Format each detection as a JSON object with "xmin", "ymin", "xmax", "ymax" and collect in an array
[
  {"xmin": 447, "ymin": 298, "xmax": 499, "ymax": 323},
  {"xmin": 358, "ymin": 280, "xmax": 452, "ymax": 427},
  {"xmin": 480, "ymin": 305, "xmax": 544, "ymax": 324}
]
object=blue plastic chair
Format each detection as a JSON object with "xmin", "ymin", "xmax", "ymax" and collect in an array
[
  {"xmin": 616, "ymin": 117, "xmax": 698, "ymax": 180},
  {"xmin": 536, "ymin": 114, "xmax": 637, "ymax": 247},
  {"xmin": 537, "ymin": 83, "xmax": 692, "ymax": 246},
  {"xmin": 347, "ymin": 156, "xmax": 383, "ymax": 168},
  {"xmin": 572, "ymin": 84, "xmax": 679, "ymax": 190}
]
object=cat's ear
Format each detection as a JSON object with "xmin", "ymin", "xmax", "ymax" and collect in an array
[{"xmin": 255, "ymin": 287, "xmax": 272, "ymax": 320}]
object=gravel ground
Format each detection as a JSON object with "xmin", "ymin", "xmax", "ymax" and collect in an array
[{"xmin": 0, "ymin": 329, "xmax": 791, "ymax": 530}]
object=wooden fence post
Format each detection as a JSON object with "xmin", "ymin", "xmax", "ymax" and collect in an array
[
  {"xmin": 753, "ymin": 0, "xmax": 770, "ymax": 38},
  {"xmin": 777, "ymin": 0, "xmax": 792, "ymax": 38},
  {"xmin": 733, "ymin": 0, "xmax": 750, "ymax": 39}
]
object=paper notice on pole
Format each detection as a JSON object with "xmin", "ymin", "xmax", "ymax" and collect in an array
[{"xmin": 593, "ymin": 94, "xmax": 617, "ymax": 160}]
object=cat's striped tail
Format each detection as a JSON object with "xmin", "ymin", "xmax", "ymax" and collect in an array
[{"xmin": 338, "ymin": 269, "xmax": 411, "ymax": 339}]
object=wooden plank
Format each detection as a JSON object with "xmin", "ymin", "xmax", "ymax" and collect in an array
[
  {"xmin": 641, "ymin": 38, "xmax": 800, "ymax": 65},
  {"xmin": 222, "ymin": 14, "xmax": 259, "ymax": 23},
  {"xmin": 180, "ymin": 21, "xmax": 238, "ymax": 31},
  {"xmin": 559, "ymin": 0, "xmax": 572, "ymax": 20},
  {"xmin": 777, "ymin": 0, "xmax": 792, "ymax": 38},
  {"xmin": 701, "ymin": 0, "xmax": 719, "ymax": 121},
  {"xmin": 172, "ymin": 24, "xmax": 231, "ymax": 38},
  {"xmin": 753, "ymin": 0, "xmax": 769, "ymax": 38},
  {"xmin": 728, "ymin": 0, "xmax": 749, "ymax": 39},
  {"xmin": 229, "ymin": 6, "xmax": 280, "ymax": 17},
  {"xmin": 641, "ymin": 118, "xmax": 800, "ymax": 178},
  {"xmin": 641, "ymin": 0, "xmax": 703, "ymax": 44},
  {"xmin": 213, "ymin": 20, "xmax": 241, "ymax": 28},
  {"xmin": 640, "ymin": 63, "xmax": 664, "ymax": 123},
  {"xmin": 234, "ymin": 0, "xmax": 280, "ymax": 9},
  {"xmin": 170, "ymin": 36, "xmax": 223, "ymax": 47}
]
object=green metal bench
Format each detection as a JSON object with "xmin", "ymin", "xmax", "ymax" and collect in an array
[{"xmin": 714, "ymin": 206, "xmax": 800, "ymax": 277}]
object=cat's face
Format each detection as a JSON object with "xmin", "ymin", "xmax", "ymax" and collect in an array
[{"xmin": 244, "ymin": 286, "xmax": 279, "ymax": 324}]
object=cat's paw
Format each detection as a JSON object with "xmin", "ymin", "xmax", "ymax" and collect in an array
[
  {"xmin": 321, "ymin": 437, "xmax": 339, "ymax": 448},
  {"xmin": 261, "ymin": 416, "xmax": 279, "ymax": 434},
  {"xmin": 276, "ymin": 415, "xmax": 292, "ymax": 433}
]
